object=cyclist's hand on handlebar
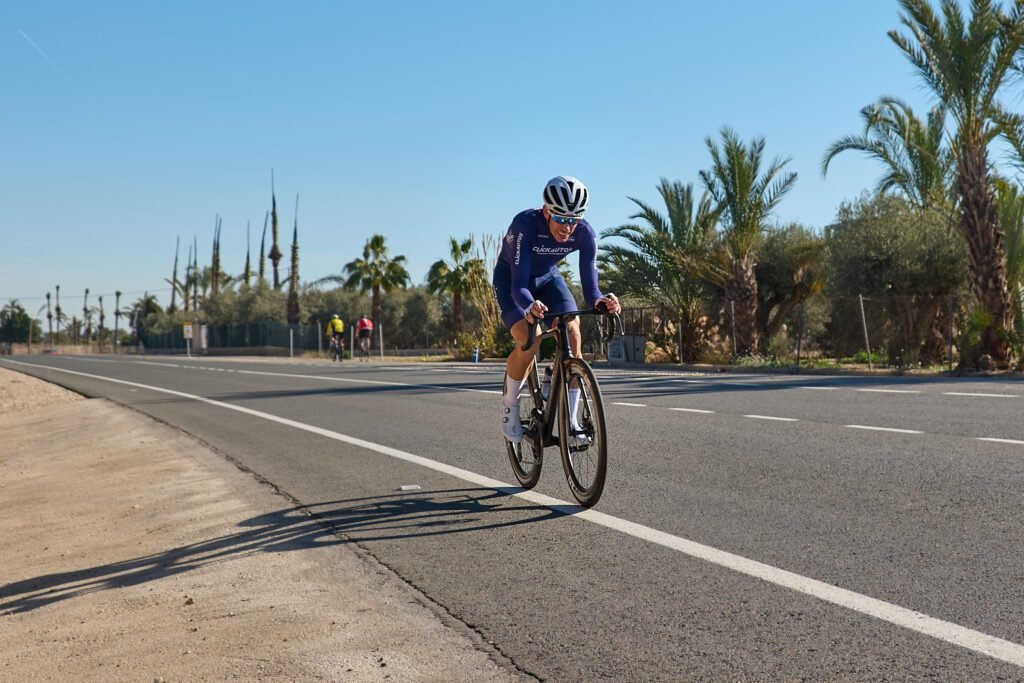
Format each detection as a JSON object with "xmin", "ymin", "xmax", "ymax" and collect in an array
[
  {"xmin": 525, "ymin": 300, "xmax": 548, "ymax": 323},
  {"xmin": 595, "ymin": 294, "xmax": 621, "ymax": 315}
]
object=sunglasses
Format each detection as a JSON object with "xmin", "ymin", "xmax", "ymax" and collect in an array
[{"xmin": 550, "ymin": 214, "xmax": 580, "ymax": 226}]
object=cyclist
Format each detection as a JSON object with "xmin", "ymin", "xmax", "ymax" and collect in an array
[
  {"xmin": 356, "ymin": 315, "xmax": 374, "ymax": 360},
  {"xmin": 326, "ymin": 314, "xmax": 345, "ymax": 360},
  {"xmin": 493, "ymin": 175, "xmax": 620, "ymax": 443}
]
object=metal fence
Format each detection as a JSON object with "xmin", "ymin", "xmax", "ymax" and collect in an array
[{"xmin": 143, "ymin": 321, "xmax": 322, "ymax": 353}]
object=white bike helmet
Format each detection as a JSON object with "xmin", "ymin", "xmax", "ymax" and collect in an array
[{"xmin": 543, "ymin": 176, "xmax": 589, "ymax": 217}]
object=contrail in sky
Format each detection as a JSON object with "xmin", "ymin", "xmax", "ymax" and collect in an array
[{"xmin": 19, "ymin": 29, "xmax": 73, "ymax": 82}]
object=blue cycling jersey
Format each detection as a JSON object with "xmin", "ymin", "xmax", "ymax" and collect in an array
[{"xmin": 496, "ymin": 208, "xmax": 602, "ymax": 311}]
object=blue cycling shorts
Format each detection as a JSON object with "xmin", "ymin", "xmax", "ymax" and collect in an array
[{"xmin": 492, "ymin": 263, "xmax": 578, "ymax": 330}]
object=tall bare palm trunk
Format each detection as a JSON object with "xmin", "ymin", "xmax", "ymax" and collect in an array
[
  {"xmin": 372, "ymin": 284, "xmax": 381, "ymax": 332},
  {"xmin": 725, "ymin": 259, "xmax": 759, "ymax": 355},
  {"xmin": 958, "ymin": 143, "xmax": 1011, "ymax": 365}
]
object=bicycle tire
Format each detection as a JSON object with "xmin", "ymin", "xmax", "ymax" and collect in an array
[
  {"xmin": 558, "ymin": 358, "xmax": 608, "ymax": 507},
  {"xmin": 504, "ymin": 369, "xmax": 544, "ymax": 488}
]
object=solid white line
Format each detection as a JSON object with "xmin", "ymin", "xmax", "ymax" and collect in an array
[
  {"xmin": 670, "ymin": 408, "xmax": 715, "ymax": 414},
  {"xmin": 857, "ymin": 389, "xmax": 921, "ymax": 394},
  {"xmin": 846, "ymin": 425, "xmax": 923, "ymax": 434},
  {"xmin": 613, "ymin": 402, "xmax": 647, "ymax": 407},
  {"xmin": 977, "ymin": 437, "xmax": 1024, "ymax": 445},
  {"xmin": 744, "ymin": 415, "xmax": 798, "ymax": 422},
  {"xmin": 4, "ymin": 358, "xmax": 1024, "ymax": 668},
  {"xmin": 944, "ymin": 392, "xmax": 1019, "ymax": 398}
]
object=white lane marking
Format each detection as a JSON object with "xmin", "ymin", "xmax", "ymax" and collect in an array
[
  {"xmin": 235, "ymin": 368, "xmax": 502, "ymax": 396},
  {"xmin": 135, "ymin": 360, "xmax": 184, "ymax": 368},
  {"xmin": 846, "ymin": 425, "xmax": 923, "ymax": 434},
  {"xmin": 800, "ymin": 386, "xmax": 838, "ymax": 390},
  {"xmin": 978, "ymin": 438, "xmax": 1024, "ymax": 445},
  {"xmin": 857, "ymin": 389, "xmax": 921, "ymax": 394},
  {"xmin": 613, "ymin": 402, "xmax": 647, "ymax": 407},
  {"xmin": 670, "ymin": 408, "xmax": 715, "ymax": 414},
  {"xmin": 744, "ymin": 415, "xmax": 798, "ymax": 422},
  {"xmin": 6, "ymin": 358, "xmax": 1024, "ymax": 668},
  {"xmin": 944, "ymin": 392, "xmax": 1019, "ymax": 398}
]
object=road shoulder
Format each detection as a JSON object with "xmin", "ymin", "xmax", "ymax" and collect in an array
[{"xmin": 0, "ymin": 367, "xmax": 527, "ymax": 681}]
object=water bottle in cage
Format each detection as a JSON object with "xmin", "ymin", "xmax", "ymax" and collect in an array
[{"xmin": 541, "ymin": 364, "xmax": 552, "ymax": 401}]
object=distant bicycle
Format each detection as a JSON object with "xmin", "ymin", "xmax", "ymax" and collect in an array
[
  {"xmin": 357, "ymin": 332, "xmax": 371, "ymax": 361},
  {"xmin": 504, "ymin": 307, "xmax": 622, "ymax": 507},
  {"xmin": 328, "ymin": 336, "xmax": 343, "ymax": 362}
]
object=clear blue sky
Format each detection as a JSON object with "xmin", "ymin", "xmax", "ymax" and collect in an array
[{"xmin": 2, "ymin": 1, "xmax": 957, "ymax": 312}]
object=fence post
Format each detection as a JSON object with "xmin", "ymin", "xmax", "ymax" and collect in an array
[
  {"xmin": 730, "ymin": 300, "xmax": 737, "ymax": 356},
  {"xmin": 678, "ymin": 312, "xmax": 683, "ymax": 366},
  {"xmin": 858, "ymin": 294, "xmax": 873, "ymax": 371},
  {"xmin": 795, "ymin": 299, "xmax": 804, "ymax": 373},
  {"xmin": 947, "ymin": 295, "xmax": 953, "ymax": 375}
]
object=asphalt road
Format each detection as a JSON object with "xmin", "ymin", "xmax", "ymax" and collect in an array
[{"xmin": 5, "ymin": 354, "xmax": 1024, "ymax": 681}]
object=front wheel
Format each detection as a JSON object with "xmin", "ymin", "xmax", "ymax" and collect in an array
[
  {"xmin": 558, "ymin": 359, "xmax": 608, "ymax": 507},
  {"xmin": 504, "ymin": 369, "xmax": 544, "ymax": 489}
]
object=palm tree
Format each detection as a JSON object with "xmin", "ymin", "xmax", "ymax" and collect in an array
[
  {"xmin": 997, "ymin": 179, "xmax": 1024, "ymax": 348},
  {"xmin": 888, "ymin": 0, "xmax": 1024, "ymax": 365},
  {"xmin": 822, "ymin": 96, "xmax": 953, "ymax": 211},
  {"xmin": 41, "ymin": 292, "xmax": 53, "ymax": 343},
  {"xmin": 318, "ymin": 234, "xmax": 410, "ymax": 326},
  {"xmin": 600, "ymin": 179, "xmax": 719, "ymax": 361},
  {"xmin": 55, "ymin": 284, "xmax": 63, "ymax": 342},
  {"xmin": 426, "ymin": 236, "xmax": 485, "ymax": 336},
  {"xmin": 699, "ymin": 127, "xmax": 797, "ymax": 355},
  {"xmin": 168, "ymin": 236, "xmax": 180, "ymax": 313}
]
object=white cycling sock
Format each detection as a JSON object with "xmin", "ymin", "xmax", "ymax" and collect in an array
[
  {"xmin": 503, "ymin": 374, "xmax": 526, "ymax": 407},
  {"xmin": 568, "ymin": 388, "xmax": 582, "ymax": 425}
]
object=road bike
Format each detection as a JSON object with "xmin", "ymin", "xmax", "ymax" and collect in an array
[
  {"xmin": 504, "ymin": 308, "xmax": 622, "ymax": 507},
  {"xmin": 357, "ymin": 331, "xmax": 372, "ymax": 361},
  {"xmin": 328, "ymin": 335, "xmax": 343, "ymax": 362}
]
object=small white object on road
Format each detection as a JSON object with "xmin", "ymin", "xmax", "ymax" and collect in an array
[{"xmin": 398, "ymin": 485, "xmax": 421, "ymax": 492}]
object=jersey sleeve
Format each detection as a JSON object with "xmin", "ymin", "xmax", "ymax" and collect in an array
[
  {"xmin": 508, "ymin": 222, "xmax": 536, "ymax": 311},
  {"xmin": 578, "ymin": 225, "xmax": 603, "ymax": 308}
]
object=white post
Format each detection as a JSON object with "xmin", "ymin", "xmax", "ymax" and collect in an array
[
  {"xmin": 379, "ymin": 325, "xmax": 384, "ymax": 360},
  {"xmin": 289, "ymin": 328, "xmax": 294, "ymax": 358},
  {"xmin": 858, "ymin": 294, "xmax": 873, "ymax": 371},
  {"xmin": 730, "ymin": 300, "xmax": 737, "ymax": 356},
  {"xmin": 317, "ymin": 321, "xmax": 322, "ymax": 354},
  {"xmin": 186, "ymin": 338, "xmax": 191, "ymax": 359}
]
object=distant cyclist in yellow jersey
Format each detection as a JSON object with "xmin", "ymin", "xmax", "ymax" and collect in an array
[{"xmin": 326, "ymin": 314, "xmax": 345, "ymax": 361}]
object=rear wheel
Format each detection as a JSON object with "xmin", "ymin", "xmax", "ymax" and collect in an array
[
  {"xmin": 558, "ymin": 359, "xmax": 607, "ymax": 507},
  {"xmin": 505, "ymin": 369, "xmax": 544, "ymax": 488}
]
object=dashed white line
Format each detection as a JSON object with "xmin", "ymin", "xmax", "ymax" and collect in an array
[
  {"xmin": 977, "ymin": 437, "xmax": 1024, "ymax": 445},
  {"xmin": 670, "ymin": 408, "xmax": 715, "ymax": 414},
  {"xmin": 744, "ymin": 415, "xmax": 798, "ymax": 422},
  {"xmin": 944, "ymin": 392, "xmax": 1019, "ymax": 398},
  {"xmin": 846, "ymin": 425, "xmax": 923, "ymax": 434},
  {"xmin": 800, "ymin": 386, "xmax": 837, "ymax": 391},
  {"xmin": 613, "ymin": 402, "xmax": 647, "ymax": 407},
  {"xmin": 857, "ymin": 389, "xmax": 921, "ymax": 394}
]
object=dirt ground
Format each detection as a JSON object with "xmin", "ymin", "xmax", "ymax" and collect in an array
[{"xmin": 0, "ymin": 366, "xmax": 529, "ymax": 682}]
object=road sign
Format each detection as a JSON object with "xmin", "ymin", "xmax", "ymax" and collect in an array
[{"xmin": 183, "ymin": 322, "xmax": 193, "ymax": 340}]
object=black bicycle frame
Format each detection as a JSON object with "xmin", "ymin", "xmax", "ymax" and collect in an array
[{"xmin": 520, "ymin": 309, "xmax": 622, "ymax": 449}]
